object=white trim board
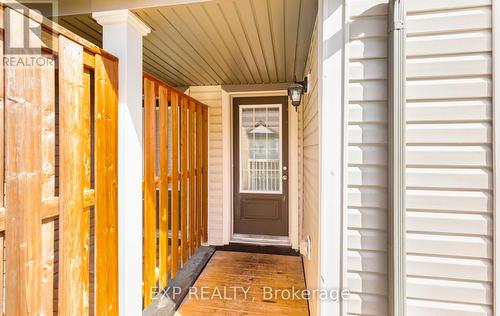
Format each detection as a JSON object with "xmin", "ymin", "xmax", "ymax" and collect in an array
[
  {"xmin": 221, "ymin": 89, "xmax": 300, "ymax": 250},
  {"xmin": 341, "ymin": 1, "xmax": 350, "ymax": 314},
  {"xmin": 493, "ymin": 0, "xmax": 499, "ymax": 314}
]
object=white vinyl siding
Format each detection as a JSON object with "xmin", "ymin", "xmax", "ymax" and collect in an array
[
  {"xmin": 185, "ymin": 86, "xmax": 225, "ymax": 245},
  {"xmin": 346, "ymin": 0, "xmax": 389, "ymax": 315},
  {"xmin": 301, "ymin": 21, "xmax": 320, "ymax": 316},
  {"xmin": 405, "ymin": 1, "xmax": 493, "ymax": 315}
]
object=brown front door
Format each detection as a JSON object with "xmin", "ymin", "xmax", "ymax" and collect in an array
[{"xmin": 233, "ymin": 96, "xmax": 289, "ymax": 236}]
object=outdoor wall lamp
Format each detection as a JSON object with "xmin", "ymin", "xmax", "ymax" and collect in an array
[{"xmin": 287, "ymin": 76, "xmax": 308, "ymax": 111}]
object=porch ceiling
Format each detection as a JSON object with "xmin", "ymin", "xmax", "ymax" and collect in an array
[{"xmin": 58, "ymin": 0, "xmax": 317, "ymax": 87}]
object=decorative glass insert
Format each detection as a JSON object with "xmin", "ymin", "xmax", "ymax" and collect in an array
[{"xmin": 239, "ymin": 104, "xmax": 282, "ymax": 193}]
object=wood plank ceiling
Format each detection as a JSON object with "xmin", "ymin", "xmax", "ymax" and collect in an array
[{"xmin": 57, "ymin": 0, "xmax": 317, "ymax": 87}]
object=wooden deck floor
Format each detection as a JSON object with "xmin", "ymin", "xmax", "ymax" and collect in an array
[{"xmin": 176, "ymin": 251, "xmax": 309, "ymax": 316}]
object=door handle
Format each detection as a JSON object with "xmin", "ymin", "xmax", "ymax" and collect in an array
[{"xmin": 282, "ymin": 175, "xmax": 288, "ymax": 181}]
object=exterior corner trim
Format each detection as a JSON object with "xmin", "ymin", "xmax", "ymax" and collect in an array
[
  {"xmin": 493, "ymin": 0, "xmax": 500, "ymax": 314},
  {"xmin": 388, "ymin": 0, "xmax": 407, "ymax": 315},
  {"xmin": 318, "ymin": 0, "xmax": 348, "ymax": 315}
]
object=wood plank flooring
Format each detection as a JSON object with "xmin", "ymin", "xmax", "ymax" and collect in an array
[{"xmin": 176, "ymin": 251, "xmax": 309, "ymax": 316}]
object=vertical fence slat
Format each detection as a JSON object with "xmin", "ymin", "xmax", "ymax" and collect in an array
[
  {"xmin": 94, "ymin": 54, "xmax": 119, "ymax": 315},
  {"xmin": 181, "ymin": 97, "xmax": 188, "ymax": 265},
  {"xmin": 41, "ymin": 58, "xmax": 56, "ymax": 201},
  {"xmin": 159, "ymin": 86, "xmax": 169, "ymax": 288},
  {"xmin": 41, "ymin": 221, "xmax": 54, "ymax": 314},
  {"xmin": 0, "ymin": 12, "xmax": 4, "ymax": 311},
  {"xmin": 41, "ymin": 47, "xmax": 56, "ymax": 316},
  {"xmin": 82, "ymin": 68, "xmax": 92, "ymax": 316},
  {"xmin": 171, "ymin": 92, "xmax": 180, "ymax": 276},
  {"xmin": 196, "ymin": 104, "xmax": 203, "ymax": 248},
  {"xmin": 143, "ymin": 78, "xmax": 156, "ymax": 305},
  {"xmin": 0, "ymin": 5, "xmax": 4, "ymax": 208},
  {"xmin": 202, "ymin": 106, "xmax": 208, "ymax": 242},
  {"xmin": 5, "ymin": 8, "xmax": 43, "ymax": 315},
  {"xmin": 189, "ymin": 101, "xmax": 196, "ymax": 256},
  {"xmin": 58, "ymin": 35, "xmax": 85, "ymax": 316},
  {"xmin": 0, "ymin": 235, "xmax": 3, "ymax": 315}
]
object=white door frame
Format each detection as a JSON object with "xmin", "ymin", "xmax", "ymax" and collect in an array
[{"xmin": 221, "ymin": 89, "xmax": 300, "ymax": 249}]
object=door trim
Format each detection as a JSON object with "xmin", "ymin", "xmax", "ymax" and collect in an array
[
  {"xmin": 233, "ymin": 97, "xmax": 289, "ymax": 237},
  {"xmin": 221, "ymin": 89, "xmax": 299, "ymax": 249}
]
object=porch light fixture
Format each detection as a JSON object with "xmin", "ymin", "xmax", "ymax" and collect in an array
[{"xmin": 287, "ymin": 76, "xmax": 308, "ymax": 111}]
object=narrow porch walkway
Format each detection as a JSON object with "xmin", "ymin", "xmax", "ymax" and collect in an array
[{"xmin": 177, "ymin": 251, "xmax": 309, "ymax": 316}]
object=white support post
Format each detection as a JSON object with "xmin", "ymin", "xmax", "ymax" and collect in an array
[
  {"xmin": 93, "ymin": 10, "xmax": 150, "ymax": 316},
  {"xmin": 221, "ymin": 89, "xmax": 232, "ymax": 245},
  {"xmin": 318, "ymin": 0, "xmax": 347, "ymax": 315}
]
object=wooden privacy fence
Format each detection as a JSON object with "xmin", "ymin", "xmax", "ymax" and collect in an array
[
  {"xmin": 142, "ymin": 73, "xmax": 208, "ymax": 307},
  {"xmin": 0, "ymin": 2, "xmax": 119, "ymax": 315}
]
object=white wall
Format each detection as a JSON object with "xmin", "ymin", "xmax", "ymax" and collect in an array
[
  {"xmin": 342, "ymin": 1, "xmax": 494, "ymax": 315},
  {"xmin": 405, "ymin": 1, "xmax": 493, "ymax": 315},
  {"xmin": 346, "ymin": 0, "xmax": 390, "ymax": 314},
  {"xmin": 301, "ymin": 20, "xmax": 320, "ymax": 316}
]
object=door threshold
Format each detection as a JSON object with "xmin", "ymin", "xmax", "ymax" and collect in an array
[
  {"xmin": 231, "ymin": 233, "xmax": 290, "ymax": 246},
  {"xmin": 217, "ymin": 243, "xmax": 299, "ymax": 256}
]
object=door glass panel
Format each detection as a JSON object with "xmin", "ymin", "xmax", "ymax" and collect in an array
[{"xmin": 240, "ymin": 104, "xmax": 282, "ymax": 193}]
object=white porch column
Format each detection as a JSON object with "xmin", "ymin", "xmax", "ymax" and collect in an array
[
  {"xmin": 318, "ymin": 0, "xmax": 347, "ymax": 315},
  {"xmin": 93, "ymin": 10, "xmax": 150, "ymax": 316}
]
